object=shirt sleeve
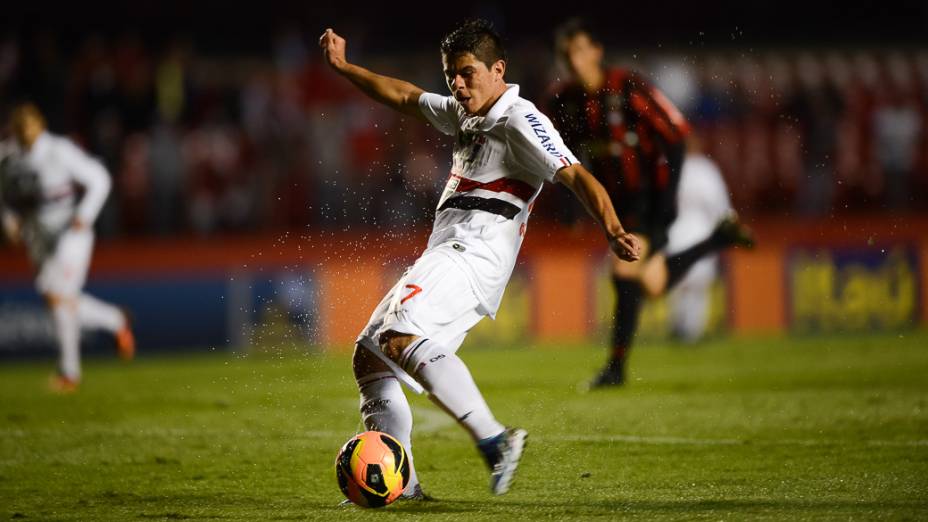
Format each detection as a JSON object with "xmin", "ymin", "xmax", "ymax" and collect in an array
[
  {"xmin": 60, "ymin": 139, "xmax": 111, "ymax": 225},
  {"xmin": 418, "ymin": 93, "xmax": 461, "ymax": 136},
  {"xmin": 505, "ymin": 109, "xmax": 579, "ymax": 182}
]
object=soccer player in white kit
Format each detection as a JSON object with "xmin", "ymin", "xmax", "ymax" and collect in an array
[
  {"xmin": 0, "ymin": 103, "xmax": 135, "ymax": 393},
  {"xmin": 320, "ymin": 20, "xmax": 642, "ymax": 499}
]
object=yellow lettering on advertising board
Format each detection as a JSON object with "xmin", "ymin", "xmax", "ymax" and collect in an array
[{"xmin": 790, "ymin": 248, "xmax": 916, "ymax": 332}]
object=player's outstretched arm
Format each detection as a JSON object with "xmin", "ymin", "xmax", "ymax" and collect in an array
[
  {"xmin": 556, "ymin": 164, "xmax": 642, "ymax": 262},
  {"xmin": 319, "ymin": 28, "xmax": 425, "ymax": 120},
  {"xmin": 65, "ymin": 141, "xmax": 111, "ymax": 230}
]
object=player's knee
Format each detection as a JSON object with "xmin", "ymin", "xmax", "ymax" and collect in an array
[
  {"xmin": 378, "ymin": 331, "xmax": 416, "ymax": 362},
  {"xmin": 612, "ymin": 255, "xmax": 641, "ymax": 279},
  {"xmin": 639, "ymin": 254, "xmax": 668, "ymax": 297},
  {"xmin": 639, "ymin": 281, "xmax": 660, "ymax": 298},
  {"xmin": 639, "ymin": 269, "xmax": 665, "ymax": 298},
  {"xmin": 45, "ymin": 293, "xmax": 77, "ymax": 309},
  {"xmin": 43, "ymin": 293, "xmax": 61, "ymax": 308},
  {"xmin": 352, "ymin": 344, "xmax": 391, "ymax": 381}
]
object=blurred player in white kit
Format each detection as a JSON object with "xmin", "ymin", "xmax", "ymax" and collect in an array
[
  {"xmin": 1, "ymin": 103, "xmax": 135, "ymax": 392},
  {"xmin": 666, "ymin": 151, "xmax": 733, "ymax": 342}
]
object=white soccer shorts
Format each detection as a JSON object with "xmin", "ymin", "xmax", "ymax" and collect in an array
[
  {"xmin": 356, "ymin": 247, "xmax": 485, "ymax": 393},
  {"xmin": 35, "ymin": 228, "xmax": 94, "ymax": 297}
]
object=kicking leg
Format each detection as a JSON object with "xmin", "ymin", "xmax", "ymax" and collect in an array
[
  {"xmin": 666, "ymin": 215, "xmax": 753, "ymax": 289},
  {"xmin": 76, "ymin": 293, "xmax": 124, "ymax": 331},
  {"xmin": 381, "ymin": 332, "xmax": 525, "ymax": 495},
  {"xmin": 381, "ymin": 332, "xmax": 504, "ymax": 443},
  {"xmin": 77, "ymin": 293, "xmax": 134, "ymax": 359}
]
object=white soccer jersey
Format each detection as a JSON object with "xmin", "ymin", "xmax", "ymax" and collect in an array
[
  {"xmin": 1, "ymin": 132, "xmax": 111, "ymax": 262},
  {"xmin": 418, "ymin": 84, "xmax": 578, "ymax": 316}
]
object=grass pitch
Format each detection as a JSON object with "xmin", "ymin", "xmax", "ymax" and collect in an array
[{"xmin": 1, "ymin": 333, "xmax": 927, "ymax": 521}]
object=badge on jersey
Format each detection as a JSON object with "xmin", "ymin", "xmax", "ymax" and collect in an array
[{"xmin": 437, "ymin": 174, "xmax": 461, "ymax": 209}]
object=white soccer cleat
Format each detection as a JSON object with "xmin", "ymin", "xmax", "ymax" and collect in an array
[{"xmin": 480, "ymin": 427, "xmax": 528, "ymax": 495}]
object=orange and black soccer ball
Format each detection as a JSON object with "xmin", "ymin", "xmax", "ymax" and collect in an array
[{"xmin": 335, "ymin": 431, "xmax": 409, "ymax": 508}]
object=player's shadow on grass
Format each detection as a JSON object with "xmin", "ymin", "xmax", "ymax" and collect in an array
[
  {"xmin": 374, "ymin": 498, "xmax": 926, "ymax": 516},
  {"xmin": 120, "ymin": 497, "xmax": 928, "ymax": 520}
]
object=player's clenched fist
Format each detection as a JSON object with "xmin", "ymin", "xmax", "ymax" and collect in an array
[
  {"xmin": 319, "ymin": 28, "xmax": 347, "ymax": 71},
  {"xmin": 610, "ymin": 232, "xmax": 642, "ymax": 262}
]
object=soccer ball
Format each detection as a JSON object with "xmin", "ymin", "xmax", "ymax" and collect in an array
[{"xmin": 335, "ymin": 431, "xmax": 409, "ymax": 508}]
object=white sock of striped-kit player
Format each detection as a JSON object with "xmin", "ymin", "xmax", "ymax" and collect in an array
[
  {"xmin": 52, "ymin": 299, "xmax": 81, "ymax": 381},
  {"xmin": 360, "ymin": 338, "xmax": 506, "ymax": 490},
  {"xmin": 400, "ymin": 338, "xmax": 506, "ymax": 442}
]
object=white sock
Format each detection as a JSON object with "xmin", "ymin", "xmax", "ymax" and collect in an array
[
  {"xmin": 400, "ymin": 338, "xmax": 505, "ymax": 442},
  {"xmin": 358, "ymin": 372, "xmax": 420, "ymax": 493},
  {"xmin": 52, "ymin": 300, "xmax": 81, "ymax": 381},
  {"xmin": 77, "ymin": 293, "xmax": 125, "ymax": 333}
]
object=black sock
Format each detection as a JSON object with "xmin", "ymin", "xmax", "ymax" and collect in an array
[
  {"xmin": 610, "ymin": 276, "xmax": 643, "ymax": 367},
  {"xmin": 665, "ymin": 232, "xmax": 726, "ymax": 290}
]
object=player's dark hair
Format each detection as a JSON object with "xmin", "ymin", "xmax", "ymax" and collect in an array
[
  {"xmin": 440, "ymin": 19, "xmax": 506, "ymax": 68},
  {"xmin": 554, "ymin": 17, "xmax": 604, "ymax": 56}
]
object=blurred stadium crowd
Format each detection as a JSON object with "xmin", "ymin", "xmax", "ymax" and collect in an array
[{"xmin": 1, "ymin": 28, "xmax": 926, "ymax": 238}]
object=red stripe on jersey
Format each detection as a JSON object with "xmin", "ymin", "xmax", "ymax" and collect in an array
[
  {"xmin": 629, "ymin": 88, "xmax": 690, "ymax": 144},
  {"xmin": 44, "ymin": 185, "xmax": 76, "ymax": 202},
  {"xmin": 650, "ymin": 88, "xmax": 691, "ymax": 136},
  {"xmin": 560, "ymin": 157, "xmax": 570, "ymax": 168},
  {"xmin": 452, "ymin": 175, "xmax": 537, "ymax": 202},
  {"xmin": 629, "ymin": 91, "xmax": 676, "ymax": 144}
]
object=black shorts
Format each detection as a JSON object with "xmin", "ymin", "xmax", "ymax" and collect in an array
[{"xmin": 611, "ymin": 144, "xmax": 685, "ymax": 254}]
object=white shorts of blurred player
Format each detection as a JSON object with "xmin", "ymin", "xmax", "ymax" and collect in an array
[
  {"xmin": 35, "ymin": 228, "xmax": 94, "ymax": 297},
  {"xmin": 666, "ymin": 154, "xmax": 732, "ymax": 342},
  {"xmin": 357, "ymin": 247, "xmax": 485, "ymax": 394}
]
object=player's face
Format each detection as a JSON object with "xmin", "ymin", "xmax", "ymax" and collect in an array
[
  {"xmin": 442, "ymin": 52, "xmax": 506, "ymax": 116},
  {"xmin": 563, "ymin": 32, "xmax": 604, "ymax": 79},
  {"xmin": 12, "ymin": 112, "xmax": 45, "ymax": 149}
]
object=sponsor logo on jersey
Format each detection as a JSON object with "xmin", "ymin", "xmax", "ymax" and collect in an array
[{"xmin": 524, "ymin": 113, "xmax": 570, "ymax": 163}]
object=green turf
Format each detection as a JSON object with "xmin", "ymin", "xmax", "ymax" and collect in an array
[{"xmin": 1, "ymin": 333, "xmax": 927, "ymax": 521}]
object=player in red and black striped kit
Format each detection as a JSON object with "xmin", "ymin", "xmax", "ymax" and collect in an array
[{"xmin": 548, "ymin": 19, "xmax": 754, "ymax": 388}]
